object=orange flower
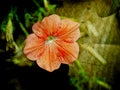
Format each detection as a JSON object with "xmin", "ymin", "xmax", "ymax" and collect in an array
[{"xmin": 23, "ymin": 14, "xmax": 80, "ymax": 72}]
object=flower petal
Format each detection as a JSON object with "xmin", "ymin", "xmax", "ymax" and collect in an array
[
  {"xmin": 33, "ymin": 14, "xmax": 61, "ymax": 37},
  {"xmin": 36, "ymin": 43, "xmax": 61, "ymax": 72},
  {"xmin": 23, "ymin": 34, "xmax": 45, "ymax": 60},
  {"xmin": 32, "ymin": 22, "xmax": 47, "ymax": 40},
  {"xmin": 55, "ymin": 39, "xmax": 79, "ymax": 64},
  {"xmin": 57, "ymin": 19, "xmax": 80, "ymax": 42}
]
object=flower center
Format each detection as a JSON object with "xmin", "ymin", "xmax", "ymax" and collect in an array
[{"xmin": 46, "ymin": 36, "xmax": 55, "ymax": 43}]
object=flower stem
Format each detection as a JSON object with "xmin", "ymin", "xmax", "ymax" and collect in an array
[
  {"xmin": 92, "ymin": 77, "xmax": 111, "ymax": 89},
  {"xmin": 43, "ymin": 0, "xmax": 50, "ymax": 13},
  {"xmin": 74, "ymin": 60, "xmax": 83, "ymax": 70},
  {"xmin": 33, "ymin": 0, "xmax": 40, "ymax": 7},
  {"xmin": 80, "ymin": 44, "xmax": 106, "ymax": 64},
  {"xmin": 15, "ymin": 14, "xmax": 29, "ymax": 36}
]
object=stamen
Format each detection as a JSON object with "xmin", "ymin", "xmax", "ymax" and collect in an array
[{"xmin": 46, "ymin": 36, "xmax": 55, "ymax": 43}]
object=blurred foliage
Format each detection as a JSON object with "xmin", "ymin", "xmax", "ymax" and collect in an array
[
  {"xmin": 69, "ymin": 60, "xmax": 111, "ymax": 90},
  {"xmin": 2, "ymin": 0, "xmax": 56, "ymax": 65},
  {"xmin": 1, "ymin": 0, "xmax": 56, "ymax": 32}
]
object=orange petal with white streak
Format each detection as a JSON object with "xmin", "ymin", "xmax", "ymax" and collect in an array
[
  {"xmin": 32, "ymin": 14, "xmax": 61, "ymax": 37},
  {"xmin": 23, "ymin": 34, "xmax": 45, "ymax": 60},
  {"xmin": 55, "ymin": 39, "xmax": 79, "ymax": 64},
  {"xmin": 36, "ymin": 43, "xmax": 61, "ymax": 72},
  {"xmin": 56, "ymin": 19, "xmax": 80, "ymax": 43}
]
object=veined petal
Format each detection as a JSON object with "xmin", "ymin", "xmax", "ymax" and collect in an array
[
  {"xmin": 55, "ymin": 39, "xmax": 79, "ymax": 64},
  {"xmin": 23, "ymin": 34, "xmax": 45, "ymax": 60},
  {"xmin": 57, "ymin": 19, "xmax": 80, "ymax": 42},
  {"xmin": 34, "ymin": 14, "xmax": 61, "ymax": 37},
  {"xmin": 32, "ymin": 22, "xmax": 47, "ymax": 40},
  {"xmin": 36, "ymin": 43, "xmax": 61, "ymax": 72}
]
